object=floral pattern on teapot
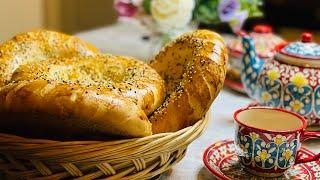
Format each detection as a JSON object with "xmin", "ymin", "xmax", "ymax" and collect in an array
[{"xmin": 241, "ymin": 34, "xmax": 320, "ymax": 126}]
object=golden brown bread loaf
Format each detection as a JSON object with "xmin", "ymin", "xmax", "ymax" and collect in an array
[
  {"xmin": 0, "ymin": 30, "xmax": 165, "ymax": 138},
  {"xmin": 149, "ymin": 30, "xmax": 228, "ymax": 133},
  {"xmin": 0, "ymin": 29, "xmax": 227, "ymax": 138}
]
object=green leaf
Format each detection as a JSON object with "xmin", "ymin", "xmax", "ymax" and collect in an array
[
  {"xmin": 143, "ymin": 0, "xmax": 151, "ymax": 14},
  {"xmin": 239, "ymin": 0, "xmax": 264, "ymax": 18},
  {"xmin": 193, "ymin": 0, "xmax": 220, "ymax": 24}
]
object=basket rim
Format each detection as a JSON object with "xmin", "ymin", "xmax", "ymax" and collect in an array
[{"xmin": 0, "ymin": 113, "xmax": 210, "ymax": 179}]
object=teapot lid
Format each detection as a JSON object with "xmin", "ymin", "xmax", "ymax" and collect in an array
[
  {"xmin": 228, "ymin": 25, "xmax": 285, "ymax": 58},
  {"xmin": 275, "ymin": 33, "xmax": 320, "ymax": 68}
]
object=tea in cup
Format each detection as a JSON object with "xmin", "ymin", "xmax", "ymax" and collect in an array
[{"xmin": 233, "ymin": 107, "xmax": 320, "ymax": 177}]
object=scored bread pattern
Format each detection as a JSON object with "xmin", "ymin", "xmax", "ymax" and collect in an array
[{"xmin": 149, "ymin": 30, "xmax": 227, "ymax": 133}]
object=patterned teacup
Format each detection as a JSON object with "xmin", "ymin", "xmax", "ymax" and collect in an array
[{"xmin": 233, "ymin": 107, "xmax": 320, "ymax": 177}]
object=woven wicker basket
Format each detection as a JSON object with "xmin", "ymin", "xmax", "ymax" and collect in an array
[{"xmin": 0, "ymin": 113, "xmax": 209, "ymax": 180}]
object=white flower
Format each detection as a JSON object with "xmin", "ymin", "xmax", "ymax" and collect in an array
[
  {"xmin": 132, "ymin": 0, "xmax": 143, "ymax": 6},
  {"xmin": 249, "ymin": 132, "xmax": 259, "ymax": 141},
  {"xmin": 151, "ymin": 0, "xmax": 195, "ymax": 32},
  {"xmin": 272, "ymin": 134, "xmax": 287, "ymax": 145},
  {"xmin": 289, "ymin": 100, "xmax": 304, "ymax": 113},
  {"xmin": 255, "ymin": 149, "xmax": 271, "ymax": 162},
  {"xmin": 261, "ymin": 91, "xmax": 272, "ymax": 103}
]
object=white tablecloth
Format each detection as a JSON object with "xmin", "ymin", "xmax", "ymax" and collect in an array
[
  {"xmin": 76, "ymin": 21, "xmax": 320, "ymax": 180},
  {"xmin": 76, "ymin": 20, "xmax": 154, "ymax": 60}
]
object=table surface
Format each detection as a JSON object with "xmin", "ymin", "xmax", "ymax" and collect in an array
[{"xmin": 76, "ymin": 21, "xmax": 320, "ymax": 180}]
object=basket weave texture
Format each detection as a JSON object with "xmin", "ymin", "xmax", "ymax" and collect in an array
[{"xmin": 0, "ymin": 114, "xmax": 209, "ymax": 180}]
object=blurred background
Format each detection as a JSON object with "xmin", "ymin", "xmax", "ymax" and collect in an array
[
  {"xmin": 0, "ymin": 0, "xmax": 117, "ymax": 42},
  {"xmin": 0, "ymin": 0, "xmax": 319, "ymax": 42}
]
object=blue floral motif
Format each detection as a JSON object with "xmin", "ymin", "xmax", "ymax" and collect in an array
[
  {"xmin": 259, "ymin": 76, "xmax": 282, "ymax": 107},
  {"xmin": 254, "ymin": 139, "xmax": 277, "ymax": 169},
  {"xmin": 241, "ymin": 35, "xmax": 320, "ymax": 126},
  {"xmin": 283, "ymin": 83, "xmax": 312, "ymax": 116},
  {"xmin": 236, "ymin": 132, "xmax": 298, "ymax": 171},
  {"xmin": 283, "ymin": 42, "xmax": 320, "ymax": 58},
  {"xmin": 277, "ymin": 139, "xmax": 298, "ymax": 169},
  {"xmin": 237, "ymin": 132, "xmax": 253, "ymax": 165},
  {"xmin": 315, "ymin": 86, "xmax": 320, "ymax": 118}
]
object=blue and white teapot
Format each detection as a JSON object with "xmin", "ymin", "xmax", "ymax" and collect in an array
[{"xmin": 241, "ymin": 32, "xmax": 320, "ymax": 126}]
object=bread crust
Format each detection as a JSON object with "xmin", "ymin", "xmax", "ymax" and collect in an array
[
  {"xmin": 0, "ymin": 29, "xmax": 227, "ymax": 137},
  {"xmin": 0, "ymin": 30, "xmax": 99, "ymax": 86},
  {"xmin": 149, "ymin": 30, "xmax": 228, "ymax": 133},
  {"xmin": 0, "ymin": 30, "xmax": 165, "ymax": 138}
]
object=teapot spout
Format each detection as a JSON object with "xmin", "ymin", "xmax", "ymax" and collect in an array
[{"xmin": 241, "ymin": 35, "xmax": 265, "ymax": 98}]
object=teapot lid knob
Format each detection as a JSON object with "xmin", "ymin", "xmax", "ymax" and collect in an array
[
  {"xmin": 301, "ymin": 32, "xmax": 313, "ymax": 43},
  {"xmin": 253, "ymin": 25, "xmax": 272, "ymax": 33}
]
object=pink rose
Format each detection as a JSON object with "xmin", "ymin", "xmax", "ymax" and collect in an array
[{"xmin": 114, "ymin": 0, "xmax": 139, "ymax": 17}]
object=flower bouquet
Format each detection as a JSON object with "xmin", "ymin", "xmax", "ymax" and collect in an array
[{"xmin": 114, "ymin": 0, "xmax": 263, "ymax": 47}]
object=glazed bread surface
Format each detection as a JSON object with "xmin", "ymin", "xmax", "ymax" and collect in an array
[
  {"xmin": 0, "ymin": 30, "xmax": 165, "ymax": 138},
  {"xmin": 149, "ymin": 30, "xmax": 228, "ymax": 133},
  {"xmin": 0, "ymin": 30, "xmax": 99, "ymax": 86},
  {"xmin": 0, "ymin": 29, "xmax": 227, "ymax": 138}
]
